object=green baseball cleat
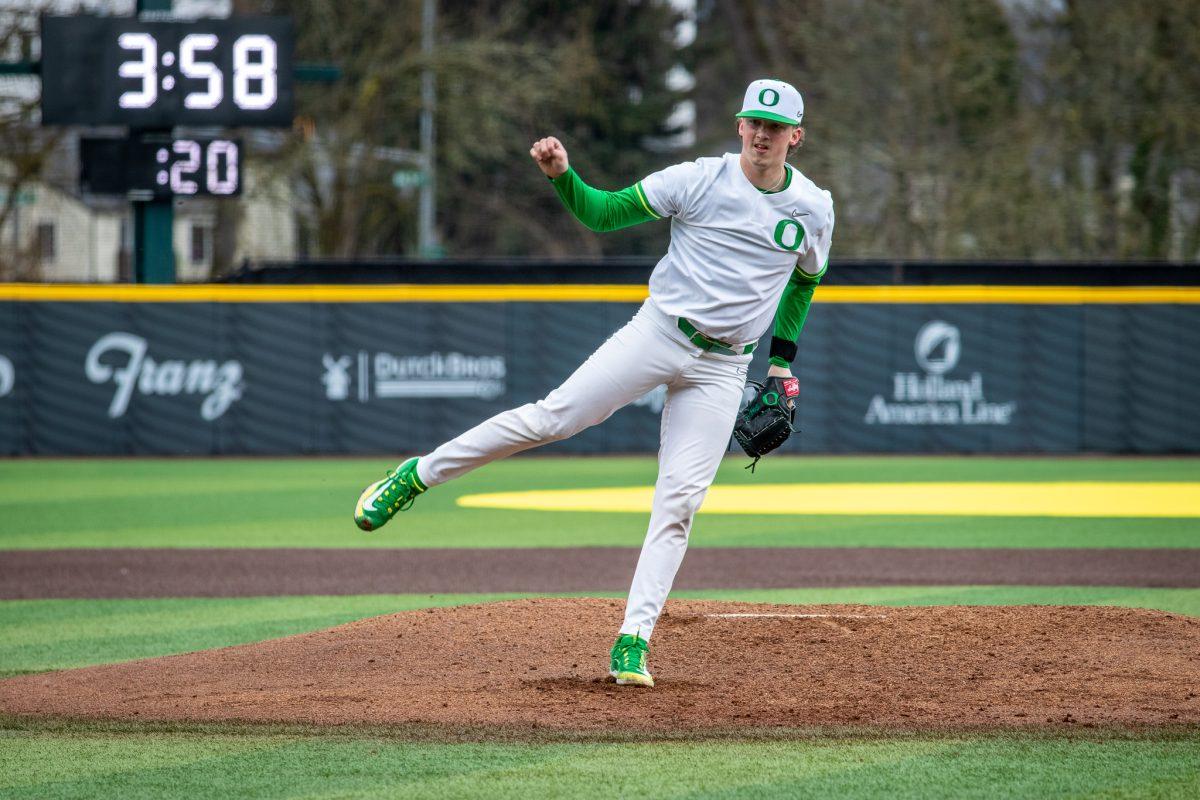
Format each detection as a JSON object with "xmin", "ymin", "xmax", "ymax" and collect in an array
[
  {"xmin": 354, "ymin": 457, "xmax": 428, "ymax": 532},
  {"xmin": 609, "ymin": 632, "xmax": 654, "ymax": 687}
]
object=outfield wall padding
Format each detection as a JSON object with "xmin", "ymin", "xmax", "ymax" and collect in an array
[{"xmin": 1, "ymin": 292, "xmax": 1198, "ymax": 454}]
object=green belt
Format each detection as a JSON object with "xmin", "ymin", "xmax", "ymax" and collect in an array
[{"xmin": 676, "ymin": 317, "xmax": 756, "ymax": 355}]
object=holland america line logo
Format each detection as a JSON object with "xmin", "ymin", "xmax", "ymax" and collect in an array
[{"xmin": 864, "ymin": 320, "xmax": 1016, "ymax": 426}]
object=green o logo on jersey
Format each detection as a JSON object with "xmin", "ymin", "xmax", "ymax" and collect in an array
[
  {"xmin": 773, "ymin": 219, "xmax": 804, "ymax": 251},
  {"xmin": 758, "ymin": 88, "xmax": 780, "ymax": 107}
]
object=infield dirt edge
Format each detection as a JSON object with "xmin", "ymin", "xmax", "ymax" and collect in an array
[{"xmin": 4, "ymin": 714, "xmax": 1200, "ymax": 745}]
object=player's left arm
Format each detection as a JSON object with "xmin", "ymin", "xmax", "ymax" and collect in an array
[
  {"xmin": 767, "ymin": 205, "xmax": 834, "ymax": 378},
  {"xmin": 766, "ymin": 268, "xmax": 822, "ymax": 377}
]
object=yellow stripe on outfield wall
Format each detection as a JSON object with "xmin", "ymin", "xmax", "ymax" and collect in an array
[
  {"xmin": 1, "ymin": 284, "xmax": 1199, "ymax": 304},
  {"xmin": 0, "ymin": 283, "xmax": 650, "ymax": 303},
  {"xmin": 456, "ymin": 482, "xmax": 1200, "ymax": 518}
]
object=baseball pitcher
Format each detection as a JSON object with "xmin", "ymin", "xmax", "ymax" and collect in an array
[{"xmin": 354, "ymin": 79, "xmax": 834, "ymax": 687}]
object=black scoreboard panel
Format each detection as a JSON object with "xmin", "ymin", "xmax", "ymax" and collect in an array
[
  {"xmin": 41, "ymin": 15, "xmax": 294, "ymax": 127},
  {"xmin": 81, "ymin": 136, "xmax": 242, "ymax": 197}
]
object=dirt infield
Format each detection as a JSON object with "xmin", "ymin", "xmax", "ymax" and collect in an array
[
  {"xmin": 2, "ymin": 598, "xmax": 1196, "ymax": 732},
  {"xmin": 5, "ymin": 547, "xmax": 1199, "ymax": 599}
]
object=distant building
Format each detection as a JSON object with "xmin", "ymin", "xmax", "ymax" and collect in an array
[
  {"xmin": 0, "ymin": 0, "xmax": 295, "ymax": 281},
  {"xmin": 0, "ymin": 147, "xmax": 297, "ymax": 282}
]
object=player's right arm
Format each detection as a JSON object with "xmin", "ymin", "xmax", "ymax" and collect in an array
[{"xmin": 530, "ymin": 136, "xmax": 661, "ymax": 232}]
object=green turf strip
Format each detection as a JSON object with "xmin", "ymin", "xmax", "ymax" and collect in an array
[
  {"xmin": 674, "ymin": 586, "xmax": 1200, "ymax": 616},
  {"xmin": 2, "ymin": 587, "xmax": 1198, "ymax": 678},
  {"xmin": 1, "ymin": 728, "xmax": 1197, "ymax": 799},
  {"xmin": 0, "ymin": 594, "xmax": 531, "ymax": 677},
  {"xmin": 1, "ymin": 457, "xmax": 1198, "ymax": 549}
]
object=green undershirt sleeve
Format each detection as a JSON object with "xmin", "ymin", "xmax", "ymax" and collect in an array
[
  {"xmin": 548, "ymin": 167, "xmax": 661, "ymax": 232},
  {"xmin": 769, "ymin": 266, "xmax": 825, "ymax": 368}
]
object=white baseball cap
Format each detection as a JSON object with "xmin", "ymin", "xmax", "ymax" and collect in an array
[{"xmin": 736, "ymin": 78, "xmax": 804, "ymax": 126}]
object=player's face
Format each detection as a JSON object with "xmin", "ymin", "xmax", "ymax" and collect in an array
[{"xmin": 738, "ymin": 118, "xmax": 803, "ymax": 167}]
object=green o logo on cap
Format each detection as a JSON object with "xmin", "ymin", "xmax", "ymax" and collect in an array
[{"xmin": 758, "ymin": 88, "xmax": 780, "ymax": 107}]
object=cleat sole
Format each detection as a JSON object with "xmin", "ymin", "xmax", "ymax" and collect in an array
[{"xmin": 613, "ymin": 671, "xmax": 654, "ymax": 687}]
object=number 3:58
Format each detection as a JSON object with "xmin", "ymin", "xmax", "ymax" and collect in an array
[{"xmin": 117, "ymin": 32, "xmax": 277, "ymax": 112}]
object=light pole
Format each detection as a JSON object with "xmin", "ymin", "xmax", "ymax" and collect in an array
[{"xmin": 418, "ymin": 0, "xmax": 440, "ymax": 257}]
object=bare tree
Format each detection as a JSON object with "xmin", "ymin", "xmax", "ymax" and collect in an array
[
  {"xmin": 249, "ymin": 0, "xmax": 686, "ymax": 258},
  {"xmin": 0, "ymin": 3, "xmax": 64, "ymax": 279}
]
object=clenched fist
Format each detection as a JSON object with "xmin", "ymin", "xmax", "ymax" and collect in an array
[{"xmin": 530, "ymin": 136, "xmax": 569, "ymax": 179}]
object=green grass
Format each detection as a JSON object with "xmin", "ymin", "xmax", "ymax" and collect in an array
[
  {"xmin": 4, "ymin": 587, "xmax": 1198, "ymax": 678},
  {"xmin": 1, "ymin": 457, "xmax": 1198, "ymax": 550},
  {"xmin": 1, "ymin": 725, "xmax": 1197, "ymax": 799},
  {"xmin": 3, "ymin": 458, "xmax": 1197, "ymax": 798},
  {"xmin": 0, "ymin": 593, "xmax": 535, "ymax": 677},
  {"xmin": 673, "ymin": 586, "xmax": 1200, "ymax": 616}
]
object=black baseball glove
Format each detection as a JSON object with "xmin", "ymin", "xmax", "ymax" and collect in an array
[{"xmin": 733, "ymin": 376, "xmax": 799, "ymax": 472}]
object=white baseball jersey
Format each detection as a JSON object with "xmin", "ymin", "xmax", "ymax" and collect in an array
[{"xmin": 640, "ymin": 152, "xmax": 835, "ymax": 344}]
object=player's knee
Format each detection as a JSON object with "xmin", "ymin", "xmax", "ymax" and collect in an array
[
  {"xmin": 530, "ymin": 401, "xmax": 583, "ymax": 442},
  {"xmin": 658, "ymin": 486, "xmax": 706, "ymax": 524}
]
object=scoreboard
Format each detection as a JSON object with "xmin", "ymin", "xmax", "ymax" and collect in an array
[
  {"xmin": 81, "ymin": 136, "xmax": 242, "ymax": 198},
  {"xmin": 38, "ymin": 13, "xmax": 311, "ymax": 276},
  {"xmin": 41, "ymin": 15, "xmax": 294, "ymax": 128}
]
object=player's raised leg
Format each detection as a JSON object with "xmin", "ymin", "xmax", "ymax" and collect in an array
[
  {"xmin": 611, "ymin": 353, "xmax": 748, "ymax": 686},
  {"xmin": 354, "ymin": 305, "xmax": 682, "ymax": 532}
]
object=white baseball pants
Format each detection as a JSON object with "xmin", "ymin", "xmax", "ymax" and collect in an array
[{"xmin": 416, "ymin": 299, "xmax": 752, "ymax": 641}]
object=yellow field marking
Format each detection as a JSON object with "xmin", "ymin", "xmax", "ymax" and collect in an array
[
  {"xmin": 456, "ymin": 482, "xmax": 1200, "ymax": 518},
  {"xmin": 2, "ymin": 284, "xmax": 1199, "ymax": 304}
]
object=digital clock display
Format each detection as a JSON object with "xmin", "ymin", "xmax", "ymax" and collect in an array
[
  {"xmin": 81, "ymin": 136, "xmax": 242, "ymax": 198},
  {"xmin": 41, "ymin": 15, "xmax": 294, "ymax": 127}
]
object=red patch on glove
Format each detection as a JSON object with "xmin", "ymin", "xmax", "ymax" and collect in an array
[{"xmin": 782, "ymin": 378, "xmax": 800, "ymax": 398}]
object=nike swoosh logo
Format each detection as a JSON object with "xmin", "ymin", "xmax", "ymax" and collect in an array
[
  {"xmin": 791, "ymin": 210, "xmax": 810, "ymax": 217},
  {"xmin": 362, "ymin": 480, "xmax": 388, "ymax": 510}
]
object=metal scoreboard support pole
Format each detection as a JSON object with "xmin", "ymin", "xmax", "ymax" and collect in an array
[
  {"xmin": 133, "ymin": 196, "xmax": 175, "ymax": 283},
  {"xmin": 133, "ymin": 0, "xmax": 175, "ymax": 284}
]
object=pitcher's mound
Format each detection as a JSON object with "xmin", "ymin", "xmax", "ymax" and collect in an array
[{"xmin": 2, "ymin": 598, "xmax": 1197, "ymax": 732}]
